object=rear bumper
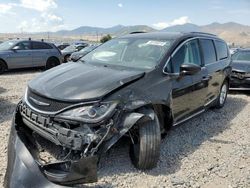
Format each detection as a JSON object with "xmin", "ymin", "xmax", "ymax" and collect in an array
[{"xmin": 4, "ymin": 113, "xmax": 98, "ymax": 188}]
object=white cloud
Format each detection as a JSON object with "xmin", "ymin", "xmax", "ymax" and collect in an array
[
  {"xmin": 18, "ymin": 13, "xmax": 65, "ymax": 32},
  {"xmin": 42, "ymin": 12, "xmax": 63, "ymax": 22},
  {"xmin": 15, "ymin": 0, "xmax": 65, "ymax": 32},
  {"xmin": 152, "ymin": 22, "xmax": 169, "ymax": 30},
  {"xmin": 19, "ymin": 0, "xmax": 57, "ymax": 12},
  {"xmin": 18, "ymin": 21, "xmax": 29, "ymax": 31},
  {"xmin": 153, "ymin": 16, "xmax": 191, "ymax": 29},
  {"xmin": 0, "ymin": 3, "xmax": 12, "ymax": 14},
  {"xmin": 118, "ymin": 3, "xmax": 123, "ymax": 8}
]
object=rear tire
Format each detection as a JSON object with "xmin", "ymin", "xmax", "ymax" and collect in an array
[
  {"xmin": 0, "ymin": 60, "xmax": 7, "ymax": 74},
  {"xmin": 214, "ymin": 81, "xmax": 228, "ymax": 108},
  {"xmin": 46, "ymin": 57, "xmax": 59, "ymax": 70},
  {"xmin": 130, "ymin": 113, "xmax": 161, "ymax": 170}
]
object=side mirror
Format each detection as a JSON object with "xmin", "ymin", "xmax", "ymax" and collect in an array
[
  {"xmin": 180, "ymin": 63, "xmax": 201, "ymax": 75},
  {"xmin": 12, "ymin": 46, "xmax": 21, "ymax": 51}
]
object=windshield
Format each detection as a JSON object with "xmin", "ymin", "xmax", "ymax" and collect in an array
[
  {"xmin": 232, "ymin": 51, "xmax": 250, "ymax": 62},
  {"xmin": 80, "ymin": 45, "xmax": 97, "ymax": 52},
  {"xmin": 0, "ymin": 41, "xmax": 16, "ymax": 51},
  {"xmin": 81, "ymin": 38, "xmax": 173, "ymax": 69},
  {"xmin": 63, "ymin": 45, "xmax": 76, "ymax": 51}
]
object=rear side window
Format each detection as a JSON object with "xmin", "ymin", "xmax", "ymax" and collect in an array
[
  {"xmin": 215, "ymin": 41, "xmax": 228, "ymax": 60},
  {"xmin": 200, "ymin": 39, "xmax": 217, "ymax": 65},
  {"xmin": 32, "ymin": 42, "xmax": 53, "ymax": 49}
]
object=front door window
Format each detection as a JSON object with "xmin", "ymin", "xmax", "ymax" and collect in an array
[{"xmin": 171, "ymin": 40, "xmax": 201, "ymax": 73}]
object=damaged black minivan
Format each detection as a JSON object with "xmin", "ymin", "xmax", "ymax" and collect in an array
[{"xmin": 5, "ymin": 32, "xmax": 231, "ymax": 187}]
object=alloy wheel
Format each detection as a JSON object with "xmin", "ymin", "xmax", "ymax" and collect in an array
[{"xmin": 220, "ymin": 84, "xmax": 227, "ymax": 105}]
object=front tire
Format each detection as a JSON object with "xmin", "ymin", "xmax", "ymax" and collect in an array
[
  {"xmin": 130, "ymin": 114, "xmax": 161, "ymax": 170},
  {"xmin": 215, "ymin": 81, "xmax": 228, "ymax": 108}
]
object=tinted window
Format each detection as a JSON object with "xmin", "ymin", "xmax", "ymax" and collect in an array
[
  {"xmin": 215, "ymin": 41, "xmax": 228, "ymax": 60},
  {"xmin": 15, "ymin": 41, "xmax": 31, "ymax": 50},
  {"xmin": 171, "ymin": 40, "xmax": 201, "ymax": 73},
  {"xmin": 76, "ymin": 46, "xmax": 86, "ymax": 51},
  {"xmin": 200, "ymin": 39, "xmax": 217, "ymax": 65},
  {"xmin": 32, "ymin": 42, "xmax": 52, "ymax": 49},
  {"xmin": 232, "ymin": 51, "xmax": 250, "ymax": 61}
]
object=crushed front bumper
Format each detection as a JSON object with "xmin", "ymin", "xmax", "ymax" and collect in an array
[
  {"xmin": 230, "ymin": 70, "xmax": 250, "ymax": 90},
  {"xmin": 230, "ymin": 77, "xmax": 250, "ymax": 90},
  {"xmin": 4, "ymin": 112, "xmax": 98, "ymax": 188},
  {"xmin": 5, "ymin": 100, "xmax": 152, "ymax": 187}
]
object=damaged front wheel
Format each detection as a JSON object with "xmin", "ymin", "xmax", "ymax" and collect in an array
[{"xmin": 130, "ymin": 114, "xmax": 161, "ymax": 170}]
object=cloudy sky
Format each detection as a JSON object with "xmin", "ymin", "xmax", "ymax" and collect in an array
[{"xmin": 0, "ymin": 0, "xmax": 249, "ymax": 33}]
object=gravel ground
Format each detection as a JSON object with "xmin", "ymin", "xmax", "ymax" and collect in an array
[{"xmin": 0, "ymin": 69, "xmax": 249, "ymax": 188}]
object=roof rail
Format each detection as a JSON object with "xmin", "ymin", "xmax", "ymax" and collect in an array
[
  {"xmin": 129, "ymin": 31, "xmax": 147, "ymax": 34},
  {"xmin": 188, "ymin": 32, "xmax": 217, "ymax": 36}
]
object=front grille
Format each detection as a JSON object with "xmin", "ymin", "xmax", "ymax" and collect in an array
[{"xmin": 27, "ymin": 89, "xmax": 74, "ymax": 112}]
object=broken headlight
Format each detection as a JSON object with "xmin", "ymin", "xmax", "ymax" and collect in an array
[{"xmin": 57, "ymin": 101, "xmax": 118, "ymax": 123}]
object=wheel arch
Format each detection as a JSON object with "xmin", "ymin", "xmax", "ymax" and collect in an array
[
  {"xmin": 47, "ymin": 56, "xmax": 60, "ymax": 65},
  {"xmin": 0, "ymin": 58, "xmax": 8, "ymax": 69},
  {"xmin": 133, "ymin": 103, "xmax": 173, "ymax": 133},
  {"xmin": 100, "ymin": 103, "xmax": 173, "ymax": 154}
]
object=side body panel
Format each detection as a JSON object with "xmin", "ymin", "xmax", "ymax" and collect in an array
[{"xmin": 7, "ymin": 50, "xmax": 33, "ymax": 69}]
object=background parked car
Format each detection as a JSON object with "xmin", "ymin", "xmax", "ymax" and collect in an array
[
  {"xmin": 0, "ymin": 39, "xmax": 62, "ymax": 74},
  {"xmin": 70, "ymin": 44, "xmax": 100, "ymax": 62},
  {"xmin": 230, "ymin": 47, "xmax": 240, "ymax": 55},
  {"xmin": 56, "ymin": 43, "xmax": 70, "ymax": 50},
  {"xmin": 61, "ymin": 43, "xmax": 89, "ymax": 62},
  {"xmin": 73, "ymin": 40, "xmax": 89, "ymax": 45},
  {"xmin": 230, "ymin": 48, "xmax": 250, "ymax": 90}
]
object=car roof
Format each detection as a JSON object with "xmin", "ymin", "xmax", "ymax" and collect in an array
[
  {"xmin": 8, "ymin": 39, "xmax": 50, "ymax": 44},
  {"xmin": 120, "ymin": 31, "xmax": 221, "ymax": 41}
]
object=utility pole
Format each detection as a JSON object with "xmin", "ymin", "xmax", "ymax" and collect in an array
[
  {"xmin": 20, "ymin": 28, "xmax": 23, "ymax": 39},
  {"xmin": 47, "ymin": 32, "xmax": 50, "ymax": 41},
  {"xmin": 96, "ymin": 30, "xmax": 99, "ymax": 42}
]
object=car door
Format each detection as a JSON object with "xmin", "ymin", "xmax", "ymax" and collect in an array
[
  {"xmin": 189, "ymin": 40, "xmax": 210, "ymax": 109},
  {"xmin": 170, "ymin": 39, "xmax": 207, "ymax": 123},
  {"xmin": 9, "ymin": 41, "xmax": 33, "ymax": 68},
  {"xmin": 199, "ymin": 39, "xmax": 221, "ymax": 104},
  {"xmin": 31, "ymin": 42, "xmax": 51, "ymax": 67}
]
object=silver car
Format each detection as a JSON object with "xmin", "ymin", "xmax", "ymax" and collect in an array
[{"xmin": 0, "ymin": 39, "xmax": 62, "ymax": 74}]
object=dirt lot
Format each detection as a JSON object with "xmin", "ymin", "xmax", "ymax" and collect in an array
[{"xmin": 0, "ymin": 70, "xmax": 249, "ymax": 188}]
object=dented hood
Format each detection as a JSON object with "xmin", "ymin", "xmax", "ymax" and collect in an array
[{"xmin": 28, "ymin": 62, "xmax": 144, "ymax": 101}]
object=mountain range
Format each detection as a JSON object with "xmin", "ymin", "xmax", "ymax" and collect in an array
[
  {"xmin": 1, "ymin": 22, "xmax": 248, "ymax": 47},
  {"xmin": 50, "ymin": 22, "xmax": 250, "ymax": 35},
  {"xmin": 46, "ymin": 22, "xmax": 250, "ymax": 47}
]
